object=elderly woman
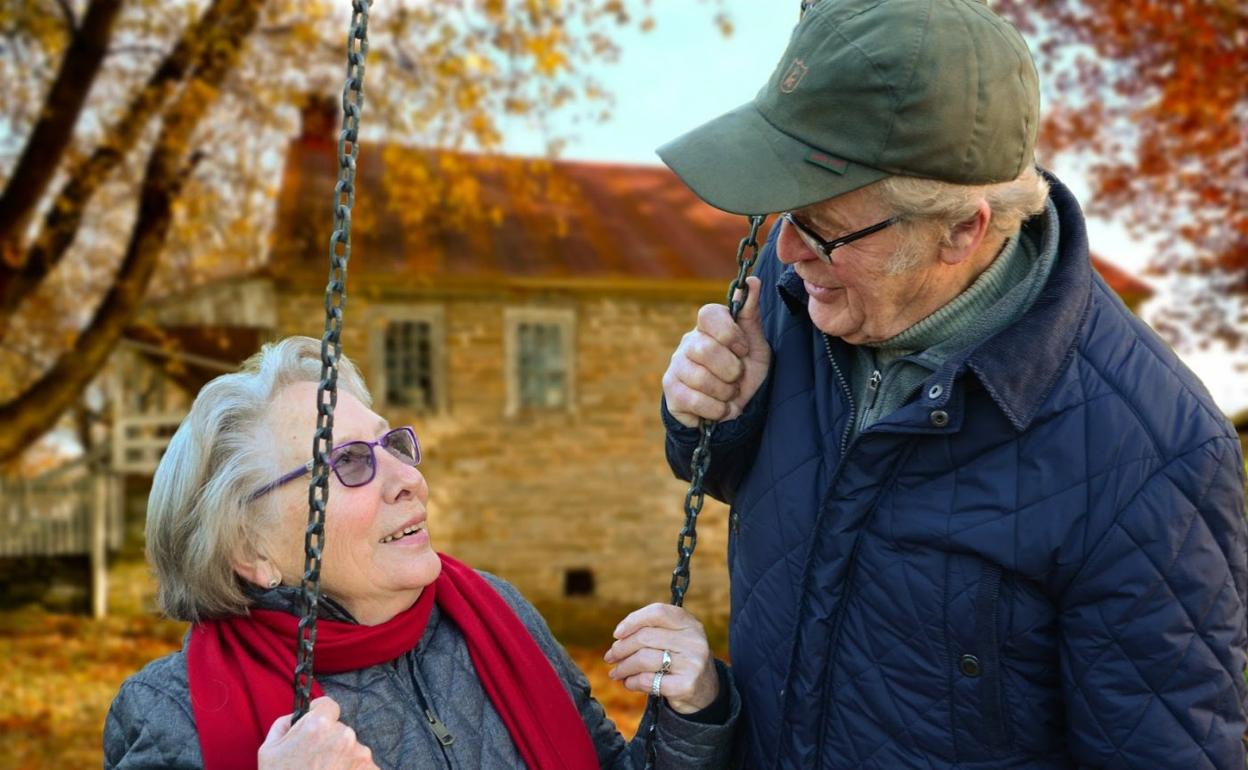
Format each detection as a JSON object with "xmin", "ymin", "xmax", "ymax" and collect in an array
[{"xmin": 104, "ymin": 336, "xmax": 738, "ymax": 769}]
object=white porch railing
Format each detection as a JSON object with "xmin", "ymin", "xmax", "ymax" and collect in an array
[
  {"xmin": 112, "ymin": 413, "xmax": 185, "ymax": 474},
  {"xmin": 0, "ymin": 457, "xmax": 124, "ymax": 618}
]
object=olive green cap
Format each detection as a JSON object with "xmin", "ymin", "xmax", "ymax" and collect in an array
[{"xmin": 657, "ymin": 0, "xmax": 1040, "ymax": 215}]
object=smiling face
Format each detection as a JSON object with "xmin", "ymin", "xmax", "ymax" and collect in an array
[
  {"xmin": 777, "ymin": 186, "xmax": 949, "ymax": 345},
  {"xmin": 260, "ymin": 380, "xmax": 441, "ymax": 625}
]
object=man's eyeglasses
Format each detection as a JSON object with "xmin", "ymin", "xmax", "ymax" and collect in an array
[
  {"xmin": 781, "ymin": 211, "xmax": 901, "ymax": 264},
  {"xmin": 249, "ymin": 426, "xmax": 421, "ymax": 501}
]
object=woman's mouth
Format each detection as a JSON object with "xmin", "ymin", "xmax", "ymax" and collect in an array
[{"xmin": 379, "ymin": 522, "xmax": 428, "ymax": 546}]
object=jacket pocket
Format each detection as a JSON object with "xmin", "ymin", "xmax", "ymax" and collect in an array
[{"xmin": 971, "ymin": 561, "xmax": 1011, "ymax": 753}]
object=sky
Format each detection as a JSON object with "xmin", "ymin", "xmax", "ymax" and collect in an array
[{"xmin": 502, "ymin": 2, "xmax": 1247, "ymax": 417}]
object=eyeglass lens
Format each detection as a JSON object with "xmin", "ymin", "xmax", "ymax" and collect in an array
[
  {"xmin": 382, "ymin": 428, "xmax": 419, "ymax": 465},
  {"xmin": 330, "ymin": 428, "xmax": 420, "ymax": 487}
]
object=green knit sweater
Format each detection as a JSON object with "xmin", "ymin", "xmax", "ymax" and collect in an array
[{"xmin": 847, "ymin": 199, "xmax": 1060, "ymax": 438}]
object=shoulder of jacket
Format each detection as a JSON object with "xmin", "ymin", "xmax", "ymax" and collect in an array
[{"xmin": 1074, "ymin": 280, "xmax": 1235, "ymax": 459}]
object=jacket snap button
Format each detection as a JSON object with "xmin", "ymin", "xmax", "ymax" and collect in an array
[
  {"xmin": 959, "ymin": 654, "xmax": 981, "ymax": 677},
  {"xmin": 929, "ymin": 410, "xmax": 950, "ymax": 427},
  {"xmin": 927, "ymin": 384, "xmax": 943, "ymax": 400}
]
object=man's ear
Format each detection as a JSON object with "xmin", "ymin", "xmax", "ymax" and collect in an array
[{"xmin": 939, "ymin": 198, "xmax": 992, "ymax": 266}]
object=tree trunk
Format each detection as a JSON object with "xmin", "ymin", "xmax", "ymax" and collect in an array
[{"xmin": 0, "ymin": 0, "xmax": 263, "ymax": 463}]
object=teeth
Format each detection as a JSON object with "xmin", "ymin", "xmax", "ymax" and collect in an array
[{"xmin": 380, "ymin": 524, "xmax": 422, "ymax": 544}]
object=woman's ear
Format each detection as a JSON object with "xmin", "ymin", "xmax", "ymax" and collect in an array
[
  {"xmin": 939, "ymin": 198, "xmax": 992, "ymax": 266},
  {"xmin": 233, "ymin": 553, "xmax": 281, "ymax": 589}
]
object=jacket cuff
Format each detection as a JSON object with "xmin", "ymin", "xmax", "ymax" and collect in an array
[
  {"xmin": 651, "ymin": 659, "xmax": 741, "ymax": 766},
  {"xmin": 660, "ymin": 380, "xmax": 771, "ymax": 450}
]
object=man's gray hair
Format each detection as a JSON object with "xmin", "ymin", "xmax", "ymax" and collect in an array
[
  {"xmin": 145, "ymin": 336, "xmax": 371, "ymax": 621},
  {"xmin": 872, "ymin": 165, "xmax": 1050, "ymax": 273}
]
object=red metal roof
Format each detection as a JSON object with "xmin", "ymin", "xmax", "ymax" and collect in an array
[{"xmin": 268, "ymin": 143, "xmax": 772, "ymax": 288}]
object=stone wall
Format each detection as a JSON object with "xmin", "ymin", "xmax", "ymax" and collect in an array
[{"xmin": 275, "ymin": 285, "xmax": 733, "ymax": 624}]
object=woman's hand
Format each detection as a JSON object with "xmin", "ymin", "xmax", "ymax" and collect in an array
[
  {"xmin": 604, "ymin": 603, "xmax": 719, "ymax": 714},
  {"xmin": 258, "ymin": 696, "xmax": 379, "ymax": 770}
]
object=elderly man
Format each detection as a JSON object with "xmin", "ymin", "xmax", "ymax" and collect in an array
[{"xmin": 658, "ymin": 0, "xmax": 1248, "ymax": 768}]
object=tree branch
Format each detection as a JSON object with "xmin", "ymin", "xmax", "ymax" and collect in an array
[
  {"xmin": 0, "ymin": 0, "xmax": 242, "ymax": 342},
  {"xmin": 0, "ymin": 0, "xmax": 124, "ymax": 259},
  {"xmin": 53, "ymin": 0, "xmax": 78, "ymax": 32},
  {"xmin": 0, "ymin": 0, "xmax": 263, "ymax": 462}
]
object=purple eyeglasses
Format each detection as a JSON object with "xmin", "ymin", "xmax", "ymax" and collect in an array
[{"xmin": 248, "ymin": 426, "xmax": 421, "ymax": 501}]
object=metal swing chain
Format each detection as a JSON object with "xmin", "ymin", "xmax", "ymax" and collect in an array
[
  {"xmin": 642, "ymin": 213, "xmax": 766, "ymax": 768},
  {"xmin": 293, "ymin": 0, "xmax": 372, "ymax": 723}
]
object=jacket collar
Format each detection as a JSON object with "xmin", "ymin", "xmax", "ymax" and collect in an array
[
  {"xmin": 775, "ymin": 169, "xmax": 1093, "ymax": 433},
  {"xmin": 962, "ymin": 171, "xmax": 1091, "ymax": 431}
]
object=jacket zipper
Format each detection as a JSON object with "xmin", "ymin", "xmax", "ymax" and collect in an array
[
  {"xmin": 821, "ymin": 334, "xmax": 857, "ymax": 456},
  {"xmin": 401, "ymin": 658, "xmax": 457, "ymax": 766},
  {"xmin": 425, "ymin": 708, "xmax": 455, "ymax": 747}
]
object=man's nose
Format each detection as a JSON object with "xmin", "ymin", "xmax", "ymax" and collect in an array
[{"xmin": 777, "ymin": 220, "xmax": 819, "ymax": 265}]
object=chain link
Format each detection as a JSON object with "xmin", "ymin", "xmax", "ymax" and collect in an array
[
  {"xmin": 643, "ymin": 214, "xmax": 766, "ymax": 767},
  {"xmin": 293, "ymin": 0, "xmax": 371, "ymax": 723}
]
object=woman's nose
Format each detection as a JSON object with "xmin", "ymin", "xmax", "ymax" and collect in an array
[{"xmin": 378, "ymin": 450, "xmax": 428, "ymax": 504}]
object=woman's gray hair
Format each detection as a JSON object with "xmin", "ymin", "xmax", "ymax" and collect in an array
[
  {"xmin": 869, "ymin": 165, "xmax": 1050, "ymax": 273},
  {"xmin": 145, "ymin": 336, "xmax": 371, "ymax": 621}
]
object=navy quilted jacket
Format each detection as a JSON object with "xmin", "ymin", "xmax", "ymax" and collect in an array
[{"xmin": 664, "ymin": 174, "xmax": 1248, "ymax": 769}]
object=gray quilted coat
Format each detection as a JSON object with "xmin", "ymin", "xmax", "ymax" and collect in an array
[{"xmin": 104, "ymin": 572, "xmax": 739, "ymax": 768}]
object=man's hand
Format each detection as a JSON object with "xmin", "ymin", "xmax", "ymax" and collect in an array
[
  {"xmin": 662, "ymin": 275, "xmax": 771, "ymax": 428},
  {"xmin": 258, "ymin": 696, "xmax": 379, "ymax": 770}
]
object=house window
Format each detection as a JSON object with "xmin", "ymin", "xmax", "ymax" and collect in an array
[
  {"xmin": 385, "ymin": 320, "xmax": 434, "ymax": 410},
  {"xmin": 369, "ymin": 306, "xmax": 446, "ymax": 413},
  {"xmin": 518, "ymin": 322, "xmax": 567, "ymax": 408},
  {"xmin": 505, "ymin": 307, "xmax": 575, "ymax": 415}
]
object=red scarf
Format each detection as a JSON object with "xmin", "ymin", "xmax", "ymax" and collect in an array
[{"xmin": 187, "ymin": 554, "xmax": 598, "ymax": 770}]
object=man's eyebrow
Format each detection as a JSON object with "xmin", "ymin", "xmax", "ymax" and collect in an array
[
  {"xmin": 810, "ymin": 212, "xmax": 848, "ymax": 233},
  {"xmin": 794, "ymin": 207, "xmax": 847, "ymax": 234}
]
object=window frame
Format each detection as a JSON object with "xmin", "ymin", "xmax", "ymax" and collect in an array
[
  {"xmin": 368, "ymin": 304, "xmax": 448, "ymax": 415},
  {"xmin": 503, "ymin": 306, "xmax": 577, "ymax": 417}
]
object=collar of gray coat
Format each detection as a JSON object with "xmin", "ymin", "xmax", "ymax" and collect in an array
[{"xmin": 243, "ymin": 581, "xmax": 360, "ymax": 623}]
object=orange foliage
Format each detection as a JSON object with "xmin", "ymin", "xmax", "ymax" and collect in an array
[{"xmin": 994, "ymin": 0, "xmax": 1247, "ymax": 346}]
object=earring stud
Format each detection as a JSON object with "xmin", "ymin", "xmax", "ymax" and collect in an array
[{"xmin": 268, "ymin": 578, "xmax": 280, "ymax": 588}]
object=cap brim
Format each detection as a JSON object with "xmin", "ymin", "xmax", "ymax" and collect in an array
[{"xmin": 656, "ymin": 102, "xmax": 889, "ymax": 216}]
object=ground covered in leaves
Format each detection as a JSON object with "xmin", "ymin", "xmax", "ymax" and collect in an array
[{"xmin": 0, "ymin": 560, "xmax": 653, "ymax": 768}]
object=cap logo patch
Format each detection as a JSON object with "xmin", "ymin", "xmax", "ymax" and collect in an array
[
  {"xmin": 805, "ymin": 150, "xmax": 848, "ymax": 174},
  {"xmin": 780, "ymin": 59, "xmax": 808, "ymax": 94}
]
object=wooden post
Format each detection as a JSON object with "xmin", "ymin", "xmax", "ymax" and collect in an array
[{"xmin": 90, "ymin": 474, "xmax": 108, "ymax": 619}]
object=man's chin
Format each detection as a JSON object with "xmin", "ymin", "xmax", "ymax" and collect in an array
[{"xmin": 808, "ymin": 299, "xmax": 857, "ymax": 340}]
